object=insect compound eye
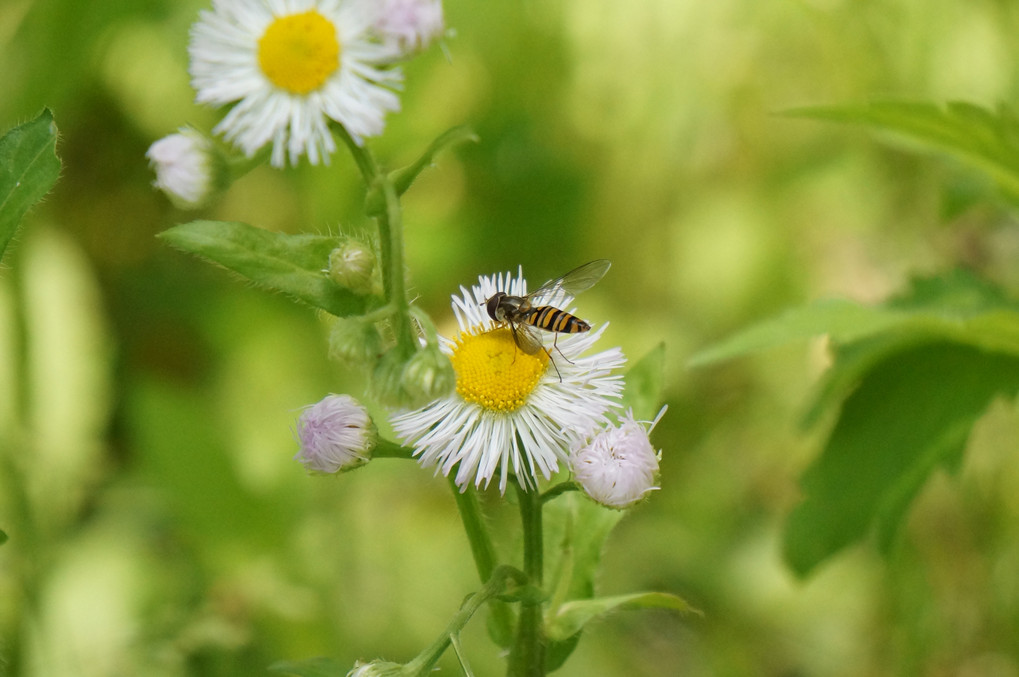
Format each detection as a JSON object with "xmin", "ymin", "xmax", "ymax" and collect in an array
[{"xmin": 486, "ymin": 293, "xmax": 504, "ymax": 321}]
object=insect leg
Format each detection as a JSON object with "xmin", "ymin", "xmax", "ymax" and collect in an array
[
  {"xmin": 551, "ymin": 333, "xmax": 575, "ymax": 366},
  {"xmin": 544, "ymin": 345, "xmax": 563, "ymax": 382}
]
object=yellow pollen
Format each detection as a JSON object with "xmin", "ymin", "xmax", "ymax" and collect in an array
[
  {"xmin": 451, "ymin": 327, "xmax": 548, "ymax": 412},
  {"xmin": 257, "ymin": 10, "xmax": 340, "ymax": 94}
]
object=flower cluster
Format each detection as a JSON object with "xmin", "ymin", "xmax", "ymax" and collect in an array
[
  {"xmin": 296, "ymin": 266, "xmax": 668, "ymax": 501},
  {"xmin": 391, "ymin": 268, "xmax": 627, "ymax": 493},
  {"xmin": 150, "ymin": 1, "xmax": 673, "ymax": 672}
]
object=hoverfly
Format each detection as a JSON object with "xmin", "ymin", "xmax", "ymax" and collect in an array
[{"xmin": 485, "ymin": 259, "xmax": 611, "ymax": 378}]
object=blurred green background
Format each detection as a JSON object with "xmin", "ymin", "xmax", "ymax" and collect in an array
[{"xmin": 4, "ymin": 0, "xmax": 1019, "ymax": 675}]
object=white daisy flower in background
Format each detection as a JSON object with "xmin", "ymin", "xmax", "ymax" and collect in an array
[
  {"xmin": 569, "ymin": 407, "xmax": 666, "ymax": 509},
  {"xmin": 391, "ymin": 268, "xmax": 625, "ymax": 493},
  {"xmin": 146, "ymin": 127, "xmax": 221, "ymax": 208},
  {"xmin": 294, "ymin": 394, "xmax": 378, "ymax": 473},
  {"xmin": 374, "ymin": 0, "xmax": 445, "ymax": 55},
  {"xmin": 189, "ymin": 0, "xmax": 403, "ymax": 167}
]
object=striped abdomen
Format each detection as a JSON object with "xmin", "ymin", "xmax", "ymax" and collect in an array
[{"xmin": 526, "ymin": 306, "xmax": 591, "ymax": 334}]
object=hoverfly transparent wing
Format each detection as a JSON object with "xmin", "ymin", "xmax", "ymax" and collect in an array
[
  {"xmin": 527, "ymin": 259, "xmax": 611, "ymax": 304},
  {"xmin": 511, "ymin": 321, "xmax": 545, "ymax": 355}
]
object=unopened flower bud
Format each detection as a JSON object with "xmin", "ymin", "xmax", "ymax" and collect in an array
[
  {"xmin": 401, "ymin": 343, "xmax": 455, "ymax": 403},
  {"xmin": 294, "ymin": 394, "xmax": 377, "ymax": 474},
  {"xmin": 328, "ymin": 241, "xmax": 376, "ymax": 295},
  {"xmin": 569, "ymin": 407, "xmax": 666, "ymax": 509},
  {"xmin": 146, "ymin": 127, "xmax": 225, "ymax": 209},
  {"xmin": 328, "ymin": 317, "xmax": 384, "ymax": 369}
]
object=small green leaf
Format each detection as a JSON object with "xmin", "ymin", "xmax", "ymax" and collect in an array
[
  {"xmin": 0, "ymin": 528, "xmax": 7, "ymax": 546},
  {"xmin": 0, "ymin": 109, "xmax": 61, "ymax": 264},
  {"xmin": 159, "ymin": 220, "xmax": 371, "ymax": 317},
  {"xmin": 366, "ymin": 125, "xmax": 478, "ymax": 215},
  {"xmin": 544, "ymin": 494, "xmax": 624, "ymax": 607},
  {"xmin": 784, "ymin": 342, "xmax": 1019, "ymax": 577},
  {"xmin": 783, "ymin": 101, "xmax": 1019, "ymax": 202},
  {"xmin": 623, "ymin": 342, "xmax": 665, "ymax": 420},
  {"xmin": 546, "ymin": 592, "xmax": 698, "ymax": 642},
  {"xmin": 268, "ymin": 657, "xmax": 348, "ymax": 677}
]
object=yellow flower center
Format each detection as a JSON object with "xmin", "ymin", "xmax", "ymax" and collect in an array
[
  {"xmin": 451, "ymin": 327, "xmax": 549, "ymax": 412},
  {"xmin": 257, "ymin": 10, "xmax": 340, "ymax": 95}
]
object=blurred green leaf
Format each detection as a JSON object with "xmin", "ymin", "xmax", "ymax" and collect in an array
[
  {"xmin": 546, "ymin": 592, "xmax": 698, "ymax": 642},
  {"xmin": 784, "ymin": 101, "xmax": 1019, "ymax": 202},
  {"xmin": 692, "ymin": 271, "xmax": 1019, "ymax": 576},
  {"xmin": 159, "ymin": 220, "xmax": 372, "ymax": 317},
  {"xmin": 0, "ymin": 109, "xmax": 61, "ymax": 264},
  {"xmin": 784, "ymin": 342, "xmax": 1019, "ymax": 577},
  {"xmin": 0, "ymin": 528, "xmax": 7, "ymax": 545},
  {"xmin": 269, "ymin": 657, "xmax": 349, "ymax": 677},
  {"xmin": 623, "ymin": 342, "xmax": 665, "ymax": 420}
]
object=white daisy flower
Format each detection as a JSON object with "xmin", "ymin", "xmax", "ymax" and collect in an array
[
  {"xmin": 391, "ymin": 268, "xmax": 625, "ymax": 493},
  {"xmin": 294, "ymin": 394, "xmax": 377, "ymax": 473},
  {"xmin": 146, "ymin": 127, "xmax": 220, "ymax": 208},
  {"xmin": 569, "ymin": 407, "xmax": 666, "ymax": 509},
  {"xmin": 189, "ymin": 0, "xmax": 403, "ymax": 167}
]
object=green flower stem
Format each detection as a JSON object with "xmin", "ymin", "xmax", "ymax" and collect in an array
[
  {"xmin": 378, "ymin": 177, "xmax": 416, "ymax": 351},
  {"xmin": 540, "ymin": 481, "xmax": 581, "ymax": 504},
  {"xmin": 449, "ymin": 477, "xmax": 516, "ymax": 647},
  {"xmin": 372, "ymin": 438, "xmax": 417, "ymax": 460},
  {"xmin": 336, "ymin": 126, "xmax": 416, "ymax": 353},
  {"xmin": 508, "ymin": 482, "xmax": 546, "ymax": 677},
  {"xmin": 403, "ymin": 565, "xmax": 527, "ymax": 677}
]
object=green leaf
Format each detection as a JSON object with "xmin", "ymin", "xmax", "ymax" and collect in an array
[
  {"xmin": 783, "ymin": 101, "xmax": 1019, "ymax": 201},
  {"xmin": 784, "ymin": 342, "xmax": 1019, "ymax": 577},
  {"xmin": 545, "ymin": 494, "xmax": 624, "ymax": 608},
  {"xmin": 691, "ymin": 271, "xmax": 1019, "ymax": 575},
  {"xmin": 159, "ymin": 220, "xmax": 371, "ymax": 317},
  {"xmin": 546, "ymin": 592, "xmax": 698, "ymax": 642},
  {"xmin": 622, "ymin": 342, "xmax": 665, "ymax": 420},
  {"xmin": 0, "ymin": 528, "xmax": 7, "ymax": 546},
  {"xmin": 0, "ymin": 109, "xmax": 61, "ymax": 264},
  {"xmin": 268, "ymin": 657, "xmax": 348, "ymax": 677},
  {"xmin": 366, "ymin": 125, "xmax": 478, "ymax": 215}
]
